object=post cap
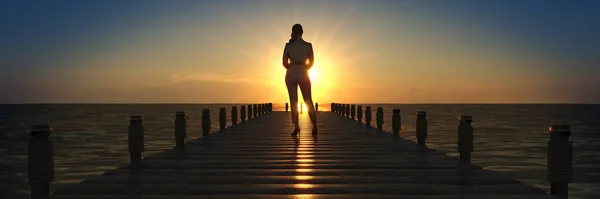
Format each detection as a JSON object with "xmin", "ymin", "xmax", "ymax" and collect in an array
[
  {"xmin": 459, "ymin": 115, "xmax": 472, "ymax": 122},
  {"xmin": 202, "ymin": 109, "xmax": 210, "ymax": 113},
  {"xmin": 377, "ymin": 107, "xmax": 383, "ymax": 111},
  {"xmin": 366, "ymin": 106, "xmax": 371, "ymax": 109},
  {"xmin": 417, "ymin": 111, "xmax": 426, "ymax": 116},
  {"xmin": 549, "ymin": 125, "xmax": 571, "ymax": 136},
  {"xmin": 393, "ymin": 109, "xmax": 401, "ymax": 114},
  {"xmin": 176, "ymin": 111, "xmax": 185, "ymax": 116},
  {"xmin": 220, "ymin": 107, "xmax": 226, "ymax": 111},
  {"xmin": 129, "ymin": 115, "xmax": 143, "ymax": 122},
  {"xmin": 351, "ymin": 105, "xmax": 355, "ymax": 107},
  {"xmin": 30, "ymin": 124, "xmax": 52, "ymax": 135},
  {"xmin": 232, "ymin": 106, "xmax": 237, "ymax": 109}
]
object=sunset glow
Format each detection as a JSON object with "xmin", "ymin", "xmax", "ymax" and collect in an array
[{"xmin": 2, "ymin": 1, "xmax": 599, "ymax": 103}]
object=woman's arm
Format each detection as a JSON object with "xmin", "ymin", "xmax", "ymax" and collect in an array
[
  {"xmin": 282, "ymin": 43, "xmax": 290, "ymax": 69},
  {"xmin": 306, "ymin": 44, "xmax": 314, "ymax": 69}
]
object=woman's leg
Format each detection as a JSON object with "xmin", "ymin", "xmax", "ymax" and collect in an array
[
  {"xmin": 286, "ymin": 79, "xmax": 300, "ymax": 129},
  {"xmin": 298, "ymin": 76, "xmax": 317, "ymax": 128}
]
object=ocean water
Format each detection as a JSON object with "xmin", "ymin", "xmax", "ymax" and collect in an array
[{"xmin": 1, "ymin": 104, "xmax": 599, "ymax": 198}]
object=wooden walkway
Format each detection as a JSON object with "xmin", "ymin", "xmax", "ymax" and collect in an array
[{"xmin": 51, "ymin": 111, "xmax": 557, "ymax": 199}]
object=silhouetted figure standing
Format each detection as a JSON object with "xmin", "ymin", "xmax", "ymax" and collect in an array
[{"xmin": 282, "ymin": 24, "xmax": 317, "ymax": 136}]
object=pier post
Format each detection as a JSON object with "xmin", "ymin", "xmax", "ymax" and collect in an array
[
  {"xmin": 286, "ymin": 103, "xmax": 289, "ymax": 112},
  {"xmin": 376, "ymin": 107, "xmax": 384, "ymax": 130},
  {"xmin": 316, "ymin": 103, "xmax": 319, "ymax": 112},
  {"xmin": 253, "ymin": 104, "xmax": 258, "ymax": 118},
  {"xmin": 351, "ymin": 105, "xmax": 356, "ymax": 120},
  {"xmin": 248, "ymin": 104, "xmax": 253, "ymax": 119},
  {"xmin": 340, "ymin": 104, "xmax": 345, "ymax": 116},
  {"xmin": 232, "ymin": 106, "xmax": 238, "ymax": 126},
  {"xmin": 357, "ymin": 105, "xmax": 363, "ymax": 122},
  {"xmin": 28, "ymin": 124, "xmax": 54, "ymax": 199},
  {"xmin": 331, "ymin": 103, "xmax": 334, "ymax": 112},
  {"xmin": 174, "ymin": 112, "xmax": 186, "ymax": 148},
  {"xmin": 416, "ymin": 111, "xmax": 428, "ymax": 146},
  {"xmin": 128, "ymin": 116, "xmax": 144, "ymax": 164},
  {"xmin": 365, "ymin": 106, "xmax": 372, "ymax": 126},
  {"xmin": 202, "ymin": 109, "xmax": 211, "ymax": 135},
  {"xmin": 392, "ymin": 109, "xmax": 401, "ymax": 137},
  {"xmin": 259, "ymin": 104, "xmax": 263, "ymax": 115},
  {"xmin": 219, "ymin": 107, "xmax": 226, "ymax": 131},
  {"xmin": 345, "ymin": 104, "xmax": 350, "ymax": 118},
  {"xmin": 257, "ymin": 104, "xmax": 262, "ymax": 116},
  {"xmin": 458, "ymin": 116, "xmax": 474, "ymax": 163},
  {"xmin": 240, "ymin": 105, "xmax": 247, "ymax": 122},
  {"xmin": 547, "ymin": 125, "xmax": 573, "ymax": 198}
]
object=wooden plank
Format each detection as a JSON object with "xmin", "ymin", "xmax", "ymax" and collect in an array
[
  {"xmin": 53, "ymin": 183, "xmax": 547, "ymax": 195},
  {"xmin": 52, "ymin": 194, "xmax": 560, "ymax": 199},
  {"xmin": 99, "ymin": 168, "xmax": 497, "ymax": 176},
  {"xmin": 79, "ymin": 175, "xmax": 522, "ymax": 185},
  {"xmin": 144, "ymin": 154, "xmax": 458, "ymax": 160},
  {"xmin": 141, "ymin": 157, "xmax": 458, "ymax": 163},
  {"xmin": 117, "ymin": 163, "xmax": 481, "ymax": 170}
]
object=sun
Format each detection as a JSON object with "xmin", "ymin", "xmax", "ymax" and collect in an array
[
  {"xmin": 308, "ymin": 67, "xmax": 319, "ymax": 83},
  {"xmin": 229, "ymin": 1, "xmax": 369, "ymax": 104}
]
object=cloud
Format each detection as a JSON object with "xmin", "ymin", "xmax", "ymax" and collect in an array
[{"xmin": 168, "ymin": 73, "xmax": 261, "ymax": 84}]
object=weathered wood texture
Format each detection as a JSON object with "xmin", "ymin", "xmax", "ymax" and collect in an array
[{"xmin": 52, "ymin": 112, "xmax": 555, "ymax": 198}]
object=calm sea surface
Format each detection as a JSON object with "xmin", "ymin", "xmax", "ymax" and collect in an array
[{"xmin": 1, "ymin": 104, "xmax": 599, "ymax": 198}]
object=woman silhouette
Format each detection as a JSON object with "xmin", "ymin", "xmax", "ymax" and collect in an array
[{"xmin": 282, "ymin": 23, "xmax": 317, "ymax": 136}]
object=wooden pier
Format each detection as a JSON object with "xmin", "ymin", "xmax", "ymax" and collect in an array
[{"xmin": 25, "ymin": 103, "xmax": 572, "ymax": 198}]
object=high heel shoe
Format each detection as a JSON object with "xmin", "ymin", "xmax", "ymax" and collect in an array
[{"xmin": 291, "ymin": 127, "xmax": 300, "ymax": 136}]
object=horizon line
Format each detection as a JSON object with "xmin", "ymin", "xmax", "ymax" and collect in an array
[{"xmin": 2, "ymin": 102, "xmax": 599, "ymax": 105}]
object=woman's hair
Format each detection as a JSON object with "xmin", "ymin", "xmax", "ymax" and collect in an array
[{"xmin": 289, "ymin": 24, "xmax": 303, "ymax": 43}]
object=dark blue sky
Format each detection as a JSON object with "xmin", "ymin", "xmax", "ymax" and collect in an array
[
  {"xmin": 412, "ymin": 0, "xmax": 600, "ymax": 66},
  {"xmin": 2, "ymin": 0, "xmax": 598, "ymax": 62}
]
